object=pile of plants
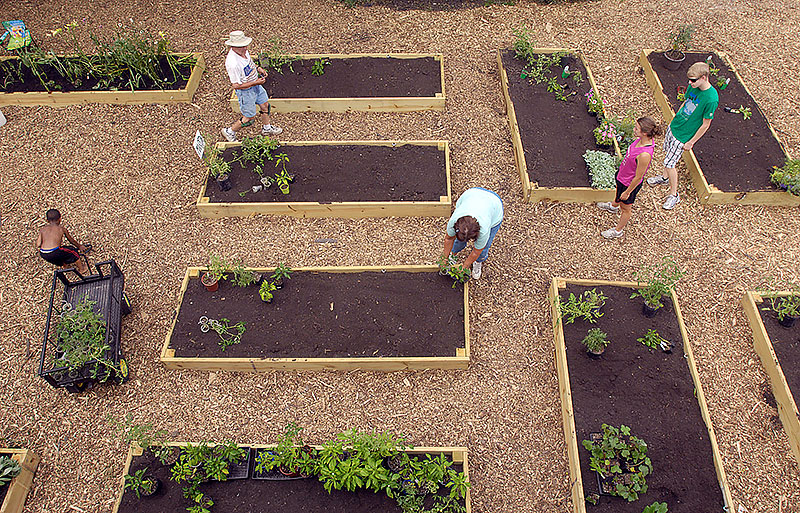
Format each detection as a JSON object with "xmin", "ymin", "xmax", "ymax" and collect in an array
[
  {"xmin": 0, "ymin": 22, "xmax": 197, "ymax": 93},
  {"xmin": 582, "ymin": 424, "xmax": 652, "ymax": 502},
  {"xmin": 769, "ymin": 158, "xmax": 800, "ymax": 196},
  {"xmin": 558, "ymin": 288, "xmax": 606, "ymax": 325},
  {"xmin": 512, "ymin": 28, "xmax": 584, "ymax": 102},
  {"xmin": 437, "ymin": 255, "xmax": 471, "ymax": 288},
  {"xmin": 0, "ymin": 455, "xmax": 22, "ymax": 487},
  {"xmin": 582, "ymin": 150, "xmax": 617, "ymax": 189},
  {"xmin": 216, "ymin": 135, "xmax": 296, "ymax": 197}
]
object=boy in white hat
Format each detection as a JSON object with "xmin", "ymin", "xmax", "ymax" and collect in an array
[{"xmin": 221, "ymin": 30, "xmax": 282, "ymax": 142}]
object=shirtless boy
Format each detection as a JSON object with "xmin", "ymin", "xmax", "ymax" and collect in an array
[{"xmin": 36, "ymin": 209, "xmax": 89, "ymax": 274}]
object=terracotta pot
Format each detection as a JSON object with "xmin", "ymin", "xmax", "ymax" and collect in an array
[{"xmin": 201, "ymin": 273, "xmax": 219, "ymax": 292}]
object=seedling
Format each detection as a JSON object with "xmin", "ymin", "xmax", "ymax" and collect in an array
[
  {"xmin": 230, "ymin": 260, "xmax": 259, "ymax": 287},
  {"xmin": 631, "ymin": 257, "xmax": 686, "ymax": 311},
  {"xmin": 205, "ymin": 255, "xmax": 229, "ymax": 283},
  {"xmin": 311, "ymin": 58, "xmax": 329, "ymax": 76},
  {"xmin": 724, "ymin": 105, "xmax": 751, "ymax": 120},
  {"xmin": 705, "ymin": 56, "xmax": 720, "ymax": 76},
  {"xmin": 271, "ymin": 262, "xmax": 293, "ymax": 287},
  {"xmin": 582, "ymin": 424, "xmax": 652, "ymax": 501},
  {"xmin": 124, "ymin": 469, "xmax": 159, "ymax": 498},
  {"xmin": 558, "ymin": 288, "xmax": 606, "ymax": 324},
  {"xmin": 581, "ymin": 328, "xmax": 609, "ymax": 356},
  {"xmin": 759, "ymin": 281, "xmax": 800, "ymax": 322},
  {"xmin": 441, "ymin": 263, "xmax": 470, "ymax": 288},
  {"xmin": 642, "ymin": 502, "xmax": 668, "ymax": 513},
  {"xmin": 717, "ymin": 76, "xmax": 730, "ymax": 90},
  {"xmin": 198, "ymin": 316, "xmax": 246, "ymax": 350},
  {"xmin": 257, "ymin": 38, "xmax": 299, "ymax": 73},
  {"xmin": 637, "ymin": 329, "xmax": 671, "ymax": 352},
  {"xmin": 259, "ymin": 280, "xmax": 277, "ymax": 302}
]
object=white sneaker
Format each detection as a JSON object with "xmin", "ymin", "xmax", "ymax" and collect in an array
[
  {"xmin": 663, "ymin": 194, "xmax": 681, "ymax": 210},
  {"xmin": 262, "ymin": 125, "xmax": 283, "ymax": 136},
  {"xmin": 221, "ymin": 127, "xmax": 236, "ymax": 142},
  {"xmin": 597, "ymin": 202, "xmax": 620, "ymax": 213},
  {"xmin": 601, "ymin": 228, "xmax": 624, "ymax": 239},
  {"xmin": 647, "ymin": 175, "xmax": 669, "ymax": 186},
  {"xmin": 471, "ymin": 261, "xmax": 482, "ymax": 280}
]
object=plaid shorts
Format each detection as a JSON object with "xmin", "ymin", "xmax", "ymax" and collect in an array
[{"xmin": 663, "ymin": 127, "xmax": 684, "ymax": 169}]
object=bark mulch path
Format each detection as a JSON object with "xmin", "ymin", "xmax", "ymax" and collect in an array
[
  {"xmin": 562, "ymin": 284, "xmax": 723, "ymax": 512},
  {"xmin": 647, "ymin": 51, "xmax": 787, "ymax": 192}
]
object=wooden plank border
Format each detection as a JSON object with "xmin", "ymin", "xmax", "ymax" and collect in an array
[
  {"xmin": 742, "ymin": 291, "xmax": 800, "ymax": 463},
  {"xmin": 113, "ymin": 443, "xmax": 469, "ymax": 513},
  {"xmin": 230, "ymin": 53, "xmax": 445, "ymax": 113},
  {"xmin": 639, "ymin": 49, "xmax": 799, "ymax": 206},
  {"xmin": 549, "ymin": 277, "xmax": 733, "ymax": 512},
  {"xmin": 0, "ymin": 53, "xmax": 205, "ymax": 107},
  {"xmin": 197, "ymin": 140, "xmax": 452, "ymax": 218},
  {"xmin": 0, "ymin": 448, "xmax": 40, "ymax": 513},
  {"xmin": 497, "ymin": 48, "xmax": 619, "ymax": 203},
  {"xmin": 161, "ymin": 266, "xmax": 470, "ymax": 371}
]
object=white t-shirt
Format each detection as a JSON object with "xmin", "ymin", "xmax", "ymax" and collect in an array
[
  {"xmin": 446, "ymin": 188, "xmax": 503, "ymax": 249},
  {"xmin": 225, "ymin": 49, "xmax": 258, "ymax": 85}
]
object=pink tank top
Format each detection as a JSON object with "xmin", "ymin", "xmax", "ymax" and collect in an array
[{"xmin": 617, "ymin": 138, "xmax": 655, "ymax": 187}]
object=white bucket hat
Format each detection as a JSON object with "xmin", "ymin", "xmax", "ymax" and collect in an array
[{"xmin": 225, "ymin": 30, "xmax": 252, "ymax": 47}]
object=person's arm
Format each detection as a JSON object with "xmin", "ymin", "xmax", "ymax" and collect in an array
[
  {"xmin": 462, "ymin": 247, "xmax": 483, "ymax": 269},
  {"xmin": 441, "ymin": 234, "xmax": 456, "ymax": 263},
  {"xmin": 682, "ymin": 118, "xmax": 712, "ymax": 152},
  {"xmin": 620, "ymin": 153, "xmax": 652, "ymax": 200},
  {"xmin": 231, "ymin": 76, "xmax": 265, "ymax": 90},
  {"xmin": 62, "ymin": 227, "xmax": 86, "ymax": 252},
  {"xmin": 36, "ymin": 230, "xmax": 42, "ymax": 249}
]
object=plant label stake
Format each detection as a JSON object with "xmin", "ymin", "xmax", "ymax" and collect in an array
[
  {"xmin": 193, "ymin": 130, "xmax": 206, "ymax": 160},
  {"xmin": 719, "ymin": 77, "xmax": 730, "ymax": 90},
  {"xmin": 561, "ymin": 65, "xmax": 570, "ymax": 78}
]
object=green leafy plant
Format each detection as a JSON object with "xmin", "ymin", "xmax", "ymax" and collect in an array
[
  {"xmin": 170, "ymin": 441, "xmax": 245, "ymax": 512},
  {"xmin": 271, "ymin": 262, "xmax": 293, "ymax": 282},
  {"xmin": 204, "ymin": 147, "xmax": 231, "ymax": 180},
  {"xmin": 110, "ymin": 413, "xmax": 168, "ymax": 450},
  {"xmin": 259, "ymin": 280, "xmax": 277, "ymax": 302},
  {"xmin": 677, "ymin": 89, "xmax": 685, "ymax": 102},
  {"xmin": 631, "ymin": 257, "xmax": 686, "ymax": 310},
  {"xmin": 230, "ymin": 260, "xmax": 258, "ymax": 287},
  {"xmin": 607, "ymin": 110, "xmax": 638, "ymax": 153},
  {"xmin": 311, "ymin": 58, "xmax": 330, "ymax": 76},
  {"xmin": 273, "ymin": 153, "xmax": 293, "ymax": 194},
  {"xmin": 124, "ymin": 468, "xmax": 158, "ymax": 498},
  {"xmin": 198, "ymin": 316, "xmax": 246, "ymax": 350},
  {"xmin": 254, "ymin": 422, "xmax": 307, "ymax": 476},
  {"xmin": 53, "ymin": 296, "xmax": 120, "ymax": 381},
  {"xmin": 585, "ymin": 89, "xmax": 604, "ymax": 115},
  {"xmin": 637, "ymin": 329, "xmax": 667, "ymax": 351},
  {"xmin": 581, "ymin": 328, "xmax": 609, "ymax": 354},
  {"xmin": 583, "ymin": 150, "xmax": 617, "ymax": 189},
  {"xmin": 582, "ymin": 424, "xmax": 652, "ymax": 501},
  {"xmin": 445, "ymin": 265, "xmax": 470, "ymax": 288},
  {"xmin": 593, "ymin": 118, "xmax": 618, "ymax": 147},
  {"xmin": 716, "ymin": 76, "xmax": 730, "ymax": 89},
  {"xmin": 739, "ymin": 106, "xmax": 752, "ymax": 120},
  {"xmin": 758, "ymin": 281, "xmax": 800, "ymax": 321},
  {"xmin": 205, "ymin": 255, "xmax": 230, "ymax": 283},
  {"xmin": 257, "ymin": 38, "xmax": 299, "ymax": 73},
  {"xmin": 236, "ymin": 135, "xmax": 280, "ymax": 177},
  {"xmin": 666, "ymin": 24, "xmax": 694, "ymax": 54},
  {"xmin": 769, "ymin": 158, "xmax": 800, "ymax": 196},
  {"xmin": 0, "ymin": 456, "xmax": 21, "ymax": 486},
  {"xmin": 558, "ymin": 288, "xmax": 607, "ymax": 324},
  {"xmin": 643, "ymin": 502, "xmax": 668, "ymax": 513}
]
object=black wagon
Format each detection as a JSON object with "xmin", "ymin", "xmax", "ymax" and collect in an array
[{"xmin": 39, "ymin": 259, "xmax": 131, "ymax": 393}]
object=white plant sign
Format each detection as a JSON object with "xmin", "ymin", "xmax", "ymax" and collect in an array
[{"xmin": 193, "ymin": 130, "xmax": 206, "ymax": 160}]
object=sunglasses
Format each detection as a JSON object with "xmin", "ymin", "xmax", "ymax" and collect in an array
[{"xmin": 688, "ymin": 77, "xmax": 700, "ymax": 83}]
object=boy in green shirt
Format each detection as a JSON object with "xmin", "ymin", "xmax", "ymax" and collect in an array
[{"xmin": 647, "ymin": 62, "xmax": 718, "ymax": 209}]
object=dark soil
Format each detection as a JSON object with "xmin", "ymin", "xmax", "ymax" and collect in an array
[
  {"xmin": 117, "ymin": 449, "xmax": 463, "ymax": 513},
  {"xmin": 0, "ymin": 483, "xmax": 7, "ymax": 505},
  {"xmin": 264, "ymin": 57, "xmax": 441, "ymax": 98},
  {"xmin": 560, "ymin": 284, "xmax": 725, "ymax": 512},
  {"xmin": 170, "ymin": 271, "xmax": 465, "ymax": 358},
  {"xmin": 206, "ymin": 144, "xmax": 446, "ymax": 203},
  {"xmin": 646, "ymin": 51, "xmax": 787, "ymax": 192},
  {"xmin": 501, "ymin": 50, "xmax": 613, "ymax": 188},
  {"xmin": 0, "ymin": 55, "xmax": 192, "ymax": 93},
  {"xmin": 758, "ymin": 307, "xmax": 800, "ymax": 399}
]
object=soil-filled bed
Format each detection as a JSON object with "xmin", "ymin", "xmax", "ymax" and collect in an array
[
  {"xmin": 758, "ymin": 309, "xmax": 800, "ymax": 397},
  {"xmin": 117, "ymin": 449, "xmax": 464, "ymax": 513},
  {"xmin": 560, "ymin": 284, "xmax": 724, "ymax": 512},
  {"xmin": 501, "ymin": 50, "xmax": 611, "ymax": 188},
  {"xmin": 207, "ymin": 144, "xmax": 446, "ymax": 203},
  {"xmin": 170, "ymin": 271, "xmax": 464, "ymax": 358},
  {"xmin": 646, "ymin": 51, "xmax": 786, "ymax": 192},
  {"xmin": 0, "ymin": 56, "xmax": 192, "ymax": 93},
  {"xmin": 265, "ymin": 57, "xmax": 441, "ymax": 98},
  {"xmin": 0, "ymin": 483, "xmax": 7, "ymax": 505}
]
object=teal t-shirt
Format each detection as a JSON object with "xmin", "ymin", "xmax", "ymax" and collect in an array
[
  {"xmin": 446, "ymin": 188, "xmax": 504, "ymax": 249},
  {"xmin": 670, "ymin": 85, "xmax": 719, "ymax": 143}
]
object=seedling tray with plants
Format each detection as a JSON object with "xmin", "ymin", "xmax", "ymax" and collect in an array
[
  {"xmin": 640, "ymin": 50, "xmax": 799, "ymax": 206},
  {"xmin": 197, "ymin": 140, "xmax": 452, "ymax": 219},
  {"xmin": 229, "ymin": 53, "xmax": 445, "ymax": 113},
  {"xmin": 549, "ymin": 277, "xmax": 733, "ymax": 512},
  {"xmin": 39, "ymin": 260, "xmax": 131, "ymax": 393},
  {"xmin": 161, "ymin": 265, "xmax": 469, "ymax": 371},
  {"xmin": 742, "ymin": 289, "xmax": 800, "ymax": 463},
  {"xmin": 0, "ymin": 448, "xmax": 40, "ymax": 513},
  {"xmin": 497, "ymin": 45, "xmax": 621, "ymax": 203}
]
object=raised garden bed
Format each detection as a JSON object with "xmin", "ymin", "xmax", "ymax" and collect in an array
[
  {"xmin": 742, "ymin": 291, "xmax": 800, "ymax": 463},
  {"xmin": 229, "ymin": 53, "xmax": 445, "ymax": 113},
  {"xmin": 113, "ymin": 443, "xmax": 470, "ymax": 513},
  {"xmin": 161, "ymin": 266, "xmax": 469, "ymax": 371},
  {"xmin": 0, "ymin": 448, "xmax": 40, "ymax": 513},
  {"xmin": 0, "ymin": 53, "xmax": 204, "ymax": 106},
  {"xmin": 497, "ymin": 48, "xmax": 620, "ymax": 203},
  {"xmin": 640, "ymin": 49, "xmax": 798, "ymax": 206},
  {"xmin": 197, "ymin": 140, "xmax": 451, "ymax": 218},
  {"xmin": 549, "ymin": 277, "xmax": 733, "ymax": 512}
]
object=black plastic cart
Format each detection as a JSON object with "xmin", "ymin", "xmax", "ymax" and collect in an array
[{"xmin": 39, "ymin": 259, "xmax": 131, "ymax": 392}]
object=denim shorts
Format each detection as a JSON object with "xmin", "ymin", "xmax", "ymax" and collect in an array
[{"xmin": 236, "ymin": 85, "xmax": 269, "ymax": 118}]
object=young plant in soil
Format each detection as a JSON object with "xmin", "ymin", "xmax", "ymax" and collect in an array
[
  {"xmin": 254, "ymin": 422, "xmax": 314, "ymax": 477},
  {"xmin": 558, "ymin": 288, "xmax": 607, "ymax": 324},
  {"xmin": 642, "ymin": 502, "xmax": 669, "ymax": 513},
  {"xmin": 198, "ymin": 316, "xmax": 246, "ymax": 351},
  {"xmin": 581, "ymin": 328, "xmax": 609, "ymax": 357},
  {"xmin": 630, "ymin": 257, "xmax": 686, "ymax": 315},
  {"xmin": 0, "ymin": 456, "xmax": 21, "ymax": 486},
  {"xmin": 54, "ymin": 296, "xmax": 120, "ymax": 382},
  {"xmin": 271, "ymin": 262, "xmax": 293, "ymax": 289},
  {"xmin": 273, "ymin": 153, "xmax": 293, "ymax": 194},
  {"xmin": 582, "ymin": 423, "xmax": 652, "ymax": 501},
  {"xmin": 124, "ymin": 468, "xmax": 160, "ymax": 498},
  {"xmin": 637, "ymin": 328, "xmax": 671, "ymax": 352},
  {"xmin": 311, "ymin": 58, "xmax": 330, "ymax": 76},
  {"xmin": 759, "ymin": 281, "xmax": 800, "ymax": 327},
  {"xmin": 170, "ymin": 441, "xmax": 246, "ymax": 512},
  {"xmin": 258, "ymin": 280, "xmax": 278, "ymax": 303},
  {"xmin": 205, "ymin": 147, "xmax": 232, "ymax": 191},
  {"xmin": 230, "ymin": 260, "xmax": 259, "ymax": 287},
  {"xmin": 593, "ymin": 118, "xmax": 618, "ymax": 148},
  {"xmin": 235, "ymin": 135, "xmax": 280, "ymax": 180},
  {"xmin": 202, "ymin": 255, "xmax": 229, "ymax": 290},
  {"xmin": 585, "ymin": 89, "xmax": 605, "ymax": 116},
  {"xmin": 257, "ymin": 38, "xmax": 299, "ymax": 74},
  {"xmin": 769, "ymin": 158, "xmax": 800, "ymax": 196}
]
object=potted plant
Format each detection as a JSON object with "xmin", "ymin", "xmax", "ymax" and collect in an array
[
  {"xmin": 637, "ymin": 328, "xmax": 673, "ymax": 353},
  {"xmin": 201, "ymin": 255, "xmax": 228, "ymax": 292},
  {"xmin": 663, "ymin": 24, "xmax": 694, "ymax": 70},
  {"xmin": 593, "ymin": 119, "xmax": 618, "ymax": 148},
  {"xmin": 585, "ymin": 89, "xmax": 604, "ymax": 116},
  {"xmin": 558, "ymin": 288, "xmax": 607, "ymax": 325},
  {"xmin": 581, "ymin": 328, "xmax": 609, "ymax": 358},
  {"xmin": 769, "ymin": 158, "xmax": 800, "ymax": 196},
  {"xmin": 205, "ymin": 148, "xmax": 232, "ymax": 192},
  {"xmin": 630, "ymin": 257, "xmax": 686, "ymax": 317},
  {"xmin": 124, "ymin": 468, "xmax": 161, "ymax": 498},
  {"xmin": 271, "ymin": 262, "xmax": 293, "ymax": 289},
  {"xmin": 582, "ymin": 424, "xmax": 652, "ymax": 501},
  {"xmin": 259, "ymin": 281, "xmax": 277, "ymax": 303},
  {"xmin": 760, "ymin": 282, "xmax": 800, "ymax": 328}
]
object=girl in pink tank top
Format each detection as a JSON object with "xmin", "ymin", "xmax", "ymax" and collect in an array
[{"xmin": 597, "ymin": 117, "xmax": 662, "ymax": 239}]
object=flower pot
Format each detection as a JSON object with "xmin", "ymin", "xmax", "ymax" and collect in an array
[
  {"xmin": 227, "ymin": 447, "xmax": 252, "ymax": 480},
  {"xmin": 279, "ymin": 466, "xmax": 302, "ymax": 478},
  {"xmin": 587, "ymin": 110, "xmax": 598, "ymax": 117},
  {"xmin": 662, "ymin": 50, "xmax": 685, "ymax": 71},
  {"xmin": 559, "ymin": 55, "xmax": 569, "ymax": 68},
  {"xmin": 140, "ymin": 476, "xmax": 161, "ymax": 497},
  {"xmin": 273, "ymin": 277, "xmax": 284, "ymax": 290},
  {"xmin": 279, "ymin": 184, "xmax": 290, "ymax": 194},
  {"xmin": 216, "ymin": 174, "xmax": 232, "ymax": 191},
  {"xmin": 778, "ymin": 314, "xmax": 798, "ymax": 328},
  {"xmin": 201, "ymin": 272, "xmax": 219, "ymax": 292},
  {"xmin": 642, "ymin": 302, "xmax": 659, "ymax": 317},
  {"xmin": 252, "ymin": 185, "xmax": 263, "ymax": 193},
  {"xmin": 587, "ymin": 347, "xmax": 605, "ymax": 359}
]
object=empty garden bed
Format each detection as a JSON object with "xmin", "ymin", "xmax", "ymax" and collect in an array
[
  {"xmin": 640, "ymin": 50, "xmax": 798, "ymax": 206},
  {"xmin": 549, "ymin": 278, "xmax": 733, "ymax": 512},
  {"xmin": 229, "ymin": 53, "xmax": 445, "ymax": 113},
  {"xmin": 161, "ymin": 266, "xmax": 469, "ymax": 371}
]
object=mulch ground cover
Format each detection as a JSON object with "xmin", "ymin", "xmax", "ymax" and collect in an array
[
  {"xmin": 501, "ymin": 50, "xmax": 611, "ymax": 188},
  {"xmin": 265, "ymin": 57, "xmax": 441, "ymax": 98},
  {"xmin": 0, "ymin": 56, "xmax": 192, "ymax": 93},
  {"xmin": 646, "ymin": 51, "xmax": 786, "ymax": 192},
  {"xmin": 170, "ymin": 271, "xmax": 465, "ymax": 358},
  {"xmin": 207, "ymin": 144, "xmax": 446, "ymax": 203},
  {"xmin": 561, "ymin": 284, "xmax": 724, "ymax": 512},
  {"xmin": 117, "ymin": 449, "xmax": 463, "ymax": 513},
  {"xmin": 758, "ymin": 309, "xmax": 800, "ymax": 399}
]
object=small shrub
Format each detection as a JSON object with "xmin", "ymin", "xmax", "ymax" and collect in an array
[
  {"xmin": 770, "ymin": 158, "xmax": 800, "ymax": 196},
  {"xmin": 583, "ymin": 150, "xmax": 617, "ymax": 189},
  {"xmin": 581, "ymin": 328, "xmax": 609, "ymax": 353}
]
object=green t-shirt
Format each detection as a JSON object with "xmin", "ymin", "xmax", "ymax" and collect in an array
[{"xmin": 670, "ymin": 85, "xmax": 718, "ymax": 143}]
